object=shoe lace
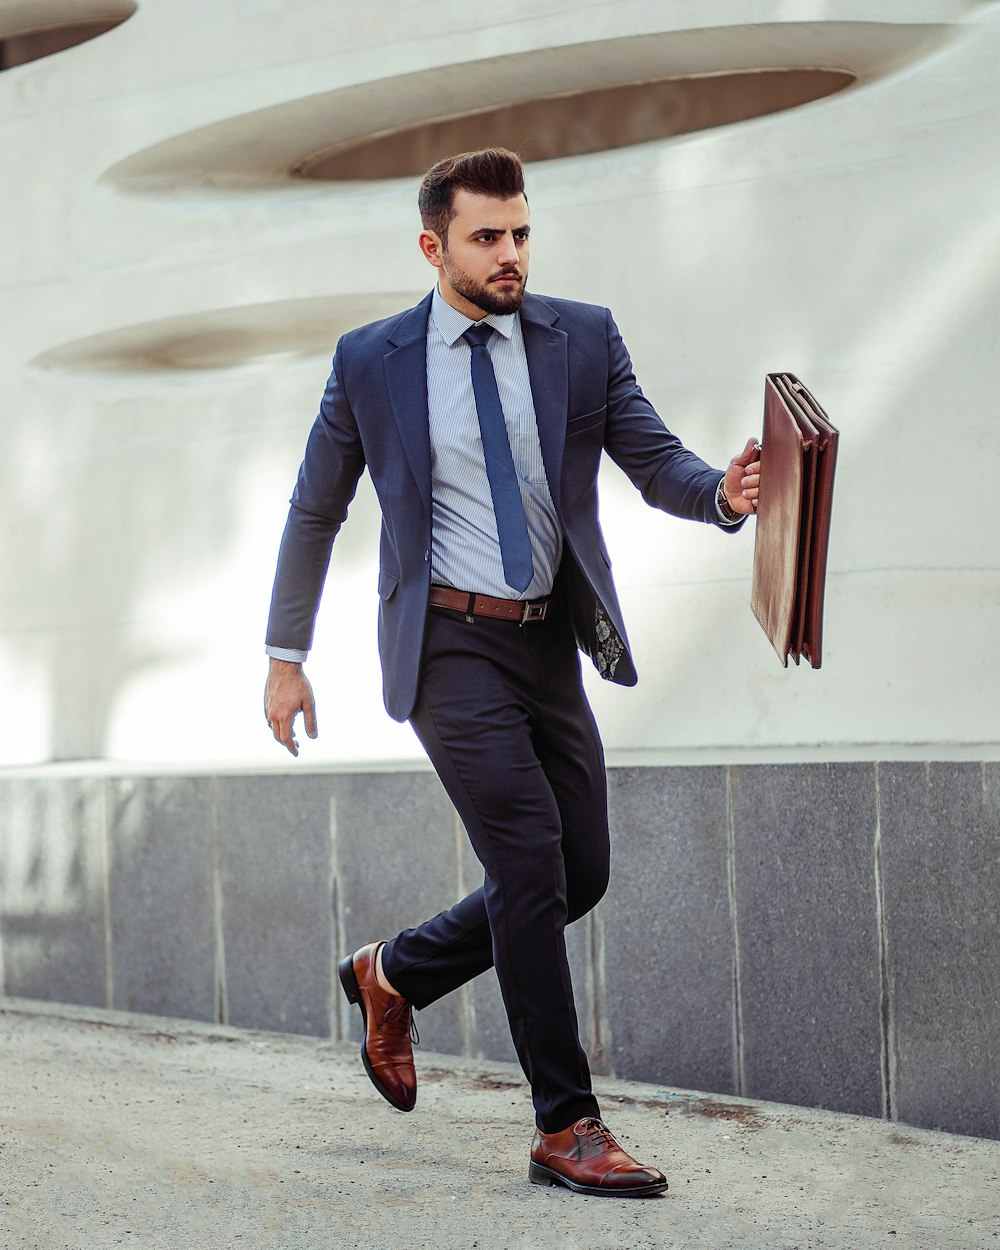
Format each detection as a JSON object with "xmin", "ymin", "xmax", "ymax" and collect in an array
[
  {"xmin": 382, "ymin": 999, "xmax": 420, "ymax": 1045},
  {"xmin": 578, "ymin": 1117, "xmax": 617, "ymax": 1149}
]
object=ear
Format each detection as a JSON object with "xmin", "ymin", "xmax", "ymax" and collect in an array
[{"xmin": 418, "ymin": 229, "xmax": 445, "ymax": 269}]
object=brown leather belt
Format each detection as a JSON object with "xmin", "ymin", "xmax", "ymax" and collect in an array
[{"xmin": 429, "ymin": 585, "xmax": 550, "ymax": 624}]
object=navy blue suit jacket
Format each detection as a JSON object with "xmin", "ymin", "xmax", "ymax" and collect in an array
[{"xmin": 266, "ymin": 290, "xmax": 742, "ymax": 722}]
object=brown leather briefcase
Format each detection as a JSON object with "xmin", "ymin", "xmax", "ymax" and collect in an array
[{"xmin": 750, "ymin": 373, "xmax": 838, "ymax": 668}]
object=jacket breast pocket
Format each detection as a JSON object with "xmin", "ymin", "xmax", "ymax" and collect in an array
[{"xmin": 566, "ymin": 405, "xmax": 606, "ymax": 437}]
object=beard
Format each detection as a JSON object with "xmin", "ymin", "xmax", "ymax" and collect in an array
[{"xmin": 442, "ymin": 255, "xmax": 527, "ymax": 315}]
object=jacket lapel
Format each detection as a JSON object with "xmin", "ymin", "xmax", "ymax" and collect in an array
[
  {"xmin": 383, "ymin": 291, "xmax": 434, "ymax": 518},
  {"xmin": 520, "ymin": 295, "xmax": 567, "ymax": 517}
]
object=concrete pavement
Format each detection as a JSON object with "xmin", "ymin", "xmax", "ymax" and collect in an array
[{"xmin": 1, "ymin": 998, "xmax": 997, "ymax": 1250}]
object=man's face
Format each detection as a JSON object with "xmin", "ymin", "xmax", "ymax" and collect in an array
[{"xmin": 420, "ymin": 190, "xmax": 530, "ymax": 319}]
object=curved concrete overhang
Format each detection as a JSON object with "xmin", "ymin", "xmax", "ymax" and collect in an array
[
  {"xmin": 29, "ymin": 293, "xmax": 427, "ymax": 375},
  {"xmin": 102, "ymin": 22, "xmax": 954, "ymax": 195},
  {"xmin": 295, "ymin": 68, "xmax": 855, "ymax": 182},
  {"xmin": 0, "ymin": 1, "xmax": 136, "ymax": 70}
]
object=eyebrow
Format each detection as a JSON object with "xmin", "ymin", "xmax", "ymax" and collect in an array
[{"xmin": 469, "ymin": 224, "xmax": 530, "ymax": 238}]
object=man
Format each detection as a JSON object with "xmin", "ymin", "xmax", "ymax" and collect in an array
[{"xmin": 264, "ymin": 148, "xmax": 760, "ymax": 1197}]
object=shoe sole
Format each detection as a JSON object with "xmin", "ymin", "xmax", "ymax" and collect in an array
[
  {"xmin": 528, "ymin": 1161, "xmax": 667, "ymax": 1197},
  {"xmin": 338, "ymin": 953, "xmax": 416, "ymax": 1114}
]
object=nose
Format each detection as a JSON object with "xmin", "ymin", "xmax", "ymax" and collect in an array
[{"xmin": 496, "ymin": 234, "xmax": 519, "ymax": 266}]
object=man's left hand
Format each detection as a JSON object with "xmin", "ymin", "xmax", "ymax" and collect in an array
[{"xmin": 724, "ymin": 438, "xmax": 762, "ymax": 515}]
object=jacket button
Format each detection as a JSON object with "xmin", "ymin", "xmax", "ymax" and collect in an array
[{"xmin": 424, "ymin": 549, "xmax": 430, "ymax": 562}]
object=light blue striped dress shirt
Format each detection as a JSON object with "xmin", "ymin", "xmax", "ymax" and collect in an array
[{"xmin": 426, "ymin": 286, "xmax": 561, "ymax": 601}]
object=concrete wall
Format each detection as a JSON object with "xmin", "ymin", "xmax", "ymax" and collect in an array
[
  {"xmin": 2, "ymin": 0, "xmax": 1000, "ymax": 768},
  {"xmin": 2, "ymin": 762, "xmax": 997, "ymax": 1141}
]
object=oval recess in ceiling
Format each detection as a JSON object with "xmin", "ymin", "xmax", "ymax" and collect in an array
[
  {"xmin": 295, "ymin": 69, "xmax": 853, "ymax": 181},
  {"xmin": 0, "ymin": 2, "xmax": 136, "ymax": 70},
  {"xmin": 102, "ymin": 22, "xmax": 951, "ymax": 195},
  {"xmin": 29, "ymin": 293, "xmax": 427, "ymax": 375}
]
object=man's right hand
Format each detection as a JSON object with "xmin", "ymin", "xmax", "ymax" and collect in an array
[{"xmin": 264, "ymin": 659, "xmax": 318, "ymax": 757}]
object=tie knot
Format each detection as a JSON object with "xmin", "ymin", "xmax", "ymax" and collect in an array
[{"xmin": 463, "ymin": 323, "xmax": 494, "ymax": 350}]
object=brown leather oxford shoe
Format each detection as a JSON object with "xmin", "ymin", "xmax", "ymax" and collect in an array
[
  {"xmin": 338, "ymin": 941, "xmax": 417, "ymax": 1112},
  {"xmin": 529, "ymin": 1116, "xmax": 668, "ymax": 1197}
]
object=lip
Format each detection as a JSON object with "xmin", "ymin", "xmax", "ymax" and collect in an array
[{"xmin": 492, "ymin": 275, "xmax": 521, "ymax": 283}]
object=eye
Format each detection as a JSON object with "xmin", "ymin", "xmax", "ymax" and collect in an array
[{"xmin": 514, "ymin": 230, "xmax": 530, "ymax": 241}]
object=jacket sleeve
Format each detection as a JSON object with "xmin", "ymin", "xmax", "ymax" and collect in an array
[
  {"xmin": 601, "ymin": 309, "xmax": 744, "ymax": 531},
  {"xmin": 265, "ymin": 340, "xmax": 368, "ymax": 653}
]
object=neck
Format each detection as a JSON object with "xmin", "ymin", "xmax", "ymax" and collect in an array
[{"xmin": 436, "ymin": 278, "xmax": 489, "ymax": 321}]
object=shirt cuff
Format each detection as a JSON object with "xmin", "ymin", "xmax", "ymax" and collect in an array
[
  {"xmin": 715, "ymin": 476, "xmax": 742, "ymax": 525},
  {"xmin": 266, "ymin": 645, "xmax": 309, "ymax": 663}
]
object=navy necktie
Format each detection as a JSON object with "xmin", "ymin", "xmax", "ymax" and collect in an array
[{"xmin": 463, "ymin": 323, "xmax": 534, "ymax": 593}]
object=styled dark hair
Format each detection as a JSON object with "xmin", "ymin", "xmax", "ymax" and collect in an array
[{"xmin": 418, "ymin": 148, "xmax": 525, "ymax": 243}]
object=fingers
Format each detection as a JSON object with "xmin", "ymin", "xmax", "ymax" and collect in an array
[
  {"xmin": 730, "ymin": 437, "xmax": 760, "ymax": 469},
  {"xmin": 740, "ymin": 467, "xmax": 761, "ymax": 509},
  {"xmin": 263, "ymin": 661, "xmax": 315, "ymax": 756},
  {"xmin": 265, "ymin": 708, "xmax": 299, "ymax": 756},
  {"xmin": 729, "ymin": 436, "xmax": 762, "ymax": 510},
  {"xmin": 274, "ymin": 713, "xmax": 300, "ymax": 757}
]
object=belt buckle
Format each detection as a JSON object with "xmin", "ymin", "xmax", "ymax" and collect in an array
[{"xmin": 521, "ymin": 600, "xmax": 548, "ymax": 624}]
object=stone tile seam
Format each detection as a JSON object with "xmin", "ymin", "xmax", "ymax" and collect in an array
[
  {"xmin": 725, "ymin": 766, "xmax": 745, "ymax": 1097},
  {"xmin": 453, "ymin": 806, "xmax": 473, "ymax": 1057},
  {"xmin": 589, "ymin": 902, "xmax": 612, "ymax": 1077},
  {"xmin": 873, "ymin": 762, "xmax": 896, "ymax": 1122},
  {"xmin": 98, "ymin": 779, "xmax": 114, "ymax": 1012},
  {"xmin": 330, "ymin": 792, "xmax": 345, "ymax": 1043},
  {"xmin": 209, "ymin": 777, "xmax": 228, "ymax": 1028},
  {"xmin": 583, "ymin": 911, "xmax": 596, "ymax": 1068}
]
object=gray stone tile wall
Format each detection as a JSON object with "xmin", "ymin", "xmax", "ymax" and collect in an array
[
  {"xmin": 1, "ymin": 760, "xmax": 997, "ymax": 1141},
  {"xmin": 604, "ymin": 766, "xmax": 736, "ymax": 1095},
  {"xmin": 729, "ymin": 764, "xmax": 884, "ymax": 1116},
  {"xmin": 106, "ymin": 776, "xmax": 215, "ymax": 1021},
  {"xmin": 877, "ymin": 762, "xmax": 1000, "ymax": 1138},
  {"xmin": 331, "ymin": 771, "xmax": 463, "ymax": 1055},
  {"xmin": 215, "ymin": 774, "xmax": 334, "ymax": 1037},
  {"xmin": 0, "ymin": 776, "xmax": 107, "ymax": 1007}
]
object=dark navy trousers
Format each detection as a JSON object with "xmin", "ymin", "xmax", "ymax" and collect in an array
[{"xmin": 380, "ymin": 600, "xmax": 611, "ymax": 1133}]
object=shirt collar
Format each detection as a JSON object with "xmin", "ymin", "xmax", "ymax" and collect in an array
[{"xmin": 430, "ymin": 284, "xmax": 516, "ymax": 347}]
